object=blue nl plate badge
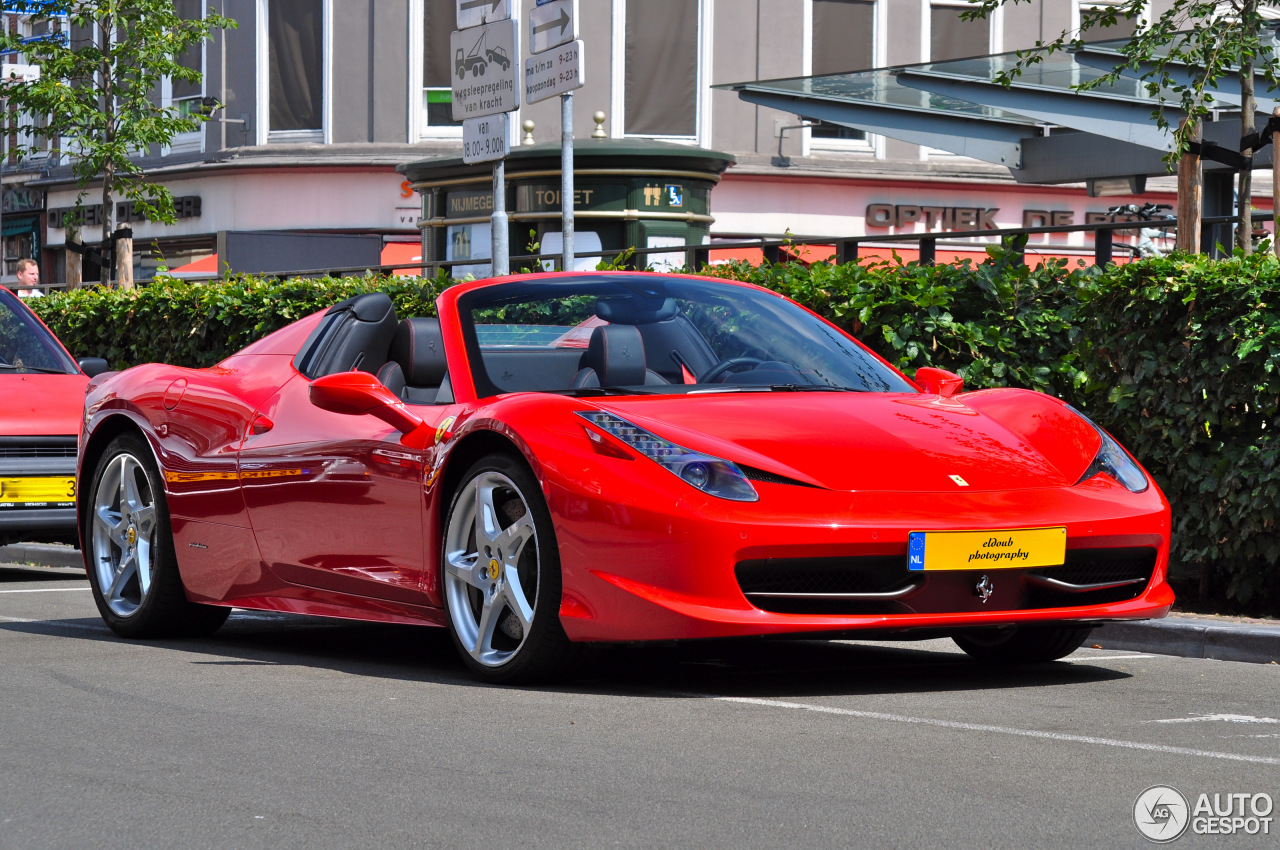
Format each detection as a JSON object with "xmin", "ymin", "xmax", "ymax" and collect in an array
[{"xmin": 908, "ymin": 531, "xmax": 925, "ymax": 571}]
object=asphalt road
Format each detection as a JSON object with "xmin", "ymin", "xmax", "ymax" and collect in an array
[{"xmin": 3, "ymin": 564, "xmax": 1279, "ymax": 850}]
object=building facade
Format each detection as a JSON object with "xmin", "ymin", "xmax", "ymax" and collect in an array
[{"xmin": 0, "ymin": 0, "xmax": 1182, "ymax": 285}]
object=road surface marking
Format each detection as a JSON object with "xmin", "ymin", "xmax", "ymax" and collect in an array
[
  {"xmin": 710, "ymin": 695, "xmax": 1280, "ymax": 765},
  {"xmin": 0, "ymin": 587, "xmax": 90, "ymax": 594},
  {"xmin": 1149, "ymin": 714, "xmax": 1280, "ymax": 724}
]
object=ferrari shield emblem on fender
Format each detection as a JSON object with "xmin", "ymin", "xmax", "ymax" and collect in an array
[{"xmin": 949, "ymin": 474, "xmax": 969, "ymax": 487}]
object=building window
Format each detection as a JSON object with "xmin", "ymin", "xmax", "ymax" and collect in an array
[
  {"xmin": 166, "ymin": 0, "xmax": 205, "ymax": 154},
  {"xmin": 810, "ymin": 0, "xmax": 876, "ymax": 144},
  {"xmin": 1077, "ymin": 1, "xmax": 1141, "ymax": 40},
  {"xmin": 929, "ymin": 1, "xmax": 990, "ymax": 62},
  {"xmin": 419, "ymin": 0, "xmax": 462, "ymax": 135},
  {"xmin": 613, "ymin": 0, "xmax": 709, "ymax": 141},
  {"xmin": 264, "ymin": 0, "xmax": 328, "ymax": 141}
]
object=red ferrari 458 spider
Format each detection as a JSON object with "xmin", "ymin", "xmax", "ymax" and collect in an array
[{"xmin": 78, "ymin": 272, "xmax": 1172, "ymax": 682}]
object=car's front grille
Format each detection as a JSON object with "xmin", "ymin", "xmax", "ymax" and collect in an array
[
  {"xmin": 736, "ymin": 546, "xmax": 1158, "ymax": 615},
  {"xmin": 1029, "ymin": 548, "xmax": 1157, "ymax": 587},
  {"xmin": 0, "ymin": 436, "xmax": 77, "ymax": 459}
]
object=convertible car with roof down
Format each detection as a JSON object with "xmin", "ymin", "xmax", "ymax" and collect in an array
[{"xmin": 77, "ymin": 272, "xmax": 1172, "ymax": 682}]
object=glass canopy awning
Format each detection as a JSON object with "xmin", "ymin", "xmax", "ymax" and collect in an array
[{"xmin": 717, "ymin": 35, "xmax": 1278, "ymax": 184}]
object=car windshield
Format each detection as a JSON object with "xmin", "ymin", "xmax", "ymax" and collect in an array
[
  {"xmin": 457, "ymin": 274, "xmax": 915, "ymax": 397},
  {"xmin": 0, "ymin": 289, "xmax": 77, "ymax": 375}
]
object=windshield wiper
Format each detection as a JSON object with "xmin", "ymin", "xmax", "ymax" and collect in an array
[
  {"xmin": 554, "ymin": 386, "xmax": 656, "ymax": 397},
  {"xmin": 0, "ymin": 363, "xmax": 73, "ymax": 375},
  {"xmin": 765, "ymin": 384, "xmax": 867, "ymax": 393}
]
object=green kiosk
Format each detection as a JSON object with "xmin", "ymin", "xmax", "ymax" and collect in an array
[{"xmin": 399, "ymin": 135, "xmax": 734, "ymax": 276}]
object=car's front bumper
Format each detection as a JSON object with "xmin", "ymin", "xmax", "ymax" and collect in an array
[
  {"xmin": 0, "ymin": 439, "xmax": 79, "ymax": 546},
  {"xmin": 547, "ymin": 451, "xmax": 1173, "ymax": 643}
]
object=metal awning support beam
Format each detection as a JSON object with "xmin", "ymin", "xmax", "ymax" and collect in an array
[
  {"xmin": 734, "ymin": 87, "xmax": 1025, "ymax": 167},
  {"xmin": 895, "ymin": 69, "xmax": 1183, "ymax": 151},
  {"xmin": 1072, "ymin": 47, "xmax": 1280, "ymax": 111}
]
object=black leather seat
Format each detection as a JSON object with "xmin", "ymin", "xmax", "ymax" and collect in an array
[
  {"xmin": 376, "ymin": 317, "xmax": 448, "ymax": 404},
  {"xmin": 570, "ymin": 324, "xmax": 669, "ymax": 389},
  {"xmin": 299, "ymin": 292, "xmax": 398, "ymax": 377}
]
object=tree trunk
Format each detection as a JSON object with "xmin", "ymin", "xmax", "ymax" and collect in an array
[
  {"xmin": 1176, "ymin": 118, "xmax": 1202, "ymax": 253},
  {"xmin": 66, "ymin": 225, "xmax": 82, "ymax": 289},
  {"xmin": 115, "ymin": 233, "xmax": 133, "ymax": 287},
  {"xmin": 1273, "ymin": 107, "xmax": 1280, "ymax": 257},
  {"xmin": 1237, "ymin": 0, "xmax": 1257, "ymax": 253}
]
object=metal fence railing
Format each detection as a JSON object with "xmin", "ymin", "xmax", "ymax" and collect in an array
[{"xmin": 15, "ymin": 210, "xmax": 1274, "ymax": 291}]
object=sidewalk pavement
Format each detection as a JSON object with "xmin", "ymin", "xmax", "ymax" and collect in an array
[{"xmin": 3, "ymin": 543, "xmax": 1279, "ymax": 665}]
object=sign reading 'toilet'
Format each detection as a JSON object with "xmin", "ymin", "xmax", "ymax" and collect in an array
[{"xmin": 450, "ymin": 18, "xmax": 520, "ymax": 120}]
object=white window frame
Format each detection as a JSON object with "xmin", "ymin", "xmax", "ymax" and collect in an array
[
  {"xmin": 408, "ymin": 0, "xmax": 495, "ymax": 142},
  {"xmin": 1073, "ymin": 0, "xmax": 1151, "ymax": 38},
  {"xmin": 802, "ymin": 0, "xmax": 884, "ymax": 158},
  {"xmin": 5, "ymin": 11, "xmax": 64, "ymax": 163},
  {"xmin": 162, "ymin": 3, "xmax": 206, "ymax": 156},
  {"xmin": 922, "ymin": 0, "xmax": 1001, "ymax": 161},
  {"xmin": 609, "ymin": 0, "xmax": 714, "ymax": 146},
  {"xmin": 257, "ymin": 0, "xmax": 332, "ymax": 145}
]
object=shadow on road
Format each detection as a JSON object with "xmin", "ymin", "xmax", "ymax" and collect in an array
[{"xmin": 0, "ymin": 604, "xmax": 1130, "ymax": 699}]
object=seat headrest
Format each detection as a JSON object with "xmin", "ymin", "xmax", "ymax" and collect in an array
[
  {"xmin": 581, "ymin": 324, "xmax": 647, "ymax": 386},
  {"xmin": 594, "ymin": 297, "xmax": 679, "ymax": 325},
  {"xmin": 390, "ymin": 317, "xmax": 447, "ymax": 387}
]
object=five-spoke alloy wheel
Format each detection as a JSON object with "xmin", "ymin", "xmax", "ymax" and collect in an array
[
  {"xmin": 443, "ymin": 453, "xmax": 575, "ymax": 683},
  {"xmin": 85, "ymin": 433, "xmax": 229, "ymax": 638}
]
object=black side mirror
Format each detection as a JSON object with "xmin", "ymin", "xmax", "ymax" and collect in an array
[{"xmin": 78, "ymin": 357, "xmax": 110, "ymax": 378}]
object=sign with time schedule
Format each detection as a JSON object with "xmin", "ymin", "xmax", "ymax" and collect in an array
[{"xmin": 462, "ymin": 114, "xmax": 509, "ymax": 165}]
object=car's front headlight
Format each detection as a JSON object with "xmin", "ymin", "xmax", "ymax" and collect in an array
[
  {"xmin": 1068, "ymin": 407, "xmax": 1148, "ymax": 493},
  {"xmin": 576, "ymin": 411, "xmax": 759, "ymax": 502}
]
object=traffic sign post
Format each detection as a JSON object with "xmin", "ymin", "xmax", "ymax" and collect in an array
[
  {"xmin": 463, "ymin": 113, "xmax": 509, "ymax": 164},
  {"xmin": 449, "ymin": 19, "xmax": 519, "ymax": 121},
  {"xmin": 523, "ymin": 39, "xmax": 583, "ymax": 104},
  {"xmin": 528, "ymin": 0, "xmax": 576, "ymax": 54},
  {"xmin": 525, "ymin": 0, "xmax": 583, "ymax": 271},
  {"xmin": 455, "ymin": 0, "xmax": 510, "ymax": 31},
  {"xmin": 452, "ymin": 5, "xmax": 520, "ymax": 276}
]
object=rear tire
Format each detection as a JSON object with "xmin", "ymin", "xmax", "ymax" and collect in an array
[
  {"xmin": 85, "ymin": 433, "xmax": 230, "ymax": 639},
  {"xmin": 953, "ymin": 624, "xmax": 1093, "ymax": 663},
  {"xmin": 441, "ymin": 453, "xmax": 577, "ymax": 684}
]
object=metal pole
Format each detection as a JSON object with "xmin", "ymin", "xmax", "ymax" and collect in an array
[
  {"xmin": 561, "ymin": 91, "xmax": 574, "ymax": 270},
  {"xmin": 491, "ymin": 158, "xmax": 508, "ymax": 276}
]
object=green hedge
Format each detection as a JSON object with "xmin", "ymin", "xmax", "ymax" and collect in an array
[
  {"xmin": 30, "ymin": 272, "xmax": 452, "ymax": 369},
  {"xmin": 28, "ymin": 252, "xmax": 1280, "ymax": 612}
]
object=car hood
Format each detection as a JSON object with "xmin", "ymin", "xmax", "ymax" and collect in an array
[
  {"xmin": 591, "ymin": 389, "xmax": 1101, "ymax": 492},
  {"xmin": 0, "ymin": 373, "xmax": 89, "ymax": 437}
]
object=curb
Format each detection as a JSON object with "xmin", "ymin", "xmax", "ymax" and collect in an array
[
  {"xmin": 0, "ymin": 543, "xmax": 84, "ymax": 571},
  {"xmin": 1093, "ymin": 617, "xmax": 1280, "ymax": 665}
]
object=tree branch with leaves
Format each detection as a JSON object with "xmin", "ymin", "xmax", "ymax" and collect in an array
[
  {"xmin": 963, "ymin": 0, "xmax": 1280, "ymax": 253},
  {"xmin": 0, "ymin": 1, "xmax": 234, "ymax": 285}
]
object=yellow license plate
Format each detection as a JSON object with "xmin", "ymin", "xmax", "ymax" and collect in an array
[
  {"xmin": 0, "ymin": 476, "xmax": 76, "ymax": 506},
  {"xmin": 908, "ymin": 527, "xmax": 1066, "ymax": 571}
]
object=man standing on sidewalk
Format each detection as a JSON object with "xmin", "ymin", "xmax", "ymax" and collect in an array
[{"xmin": 14, "ymin": 258, "xmax": 42, "ymax": 298}]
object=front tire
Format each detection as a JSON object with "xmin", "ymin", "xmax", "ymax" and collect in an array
[
  {"xmin": 442, "ymin": 453, "xmax": 576, "ymax": 683},
  {"xmin": 953, "ymin": 624, "xmax": 1093, "ymax": 663},
  {"xmin": 85, "ymin": 433, "xmax": 230, "ymax": 639}
]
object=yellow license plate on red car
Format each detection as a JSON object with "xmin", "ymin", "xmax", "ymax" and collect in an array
[
  {"xmin": 0, "ymin": 476, "xmax": 76, "ymax": 507},
  {"xmin": 908, "ymin": 527, "xmax": 1066, "ymax": 571}
]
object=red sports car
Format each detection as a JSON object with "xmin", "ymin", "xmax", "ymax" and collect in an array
[
  {"xmin": 1, "ymin": 285, "xmax": 107, "ymax": 546},
  {"xmin": 78, "ymin": 272, "xmax": 1172, "ymax": 682}
]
